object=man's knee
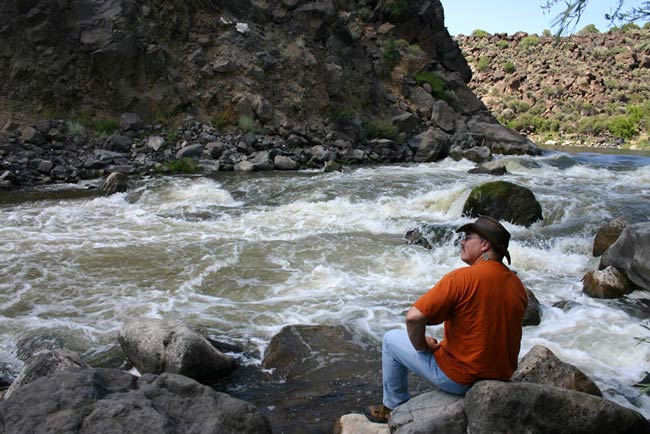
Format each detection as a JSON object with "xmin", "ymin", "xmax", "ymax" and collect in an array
[{"xmin": 382, "ymin": 328, "xmax": 404, "ymax": 350}]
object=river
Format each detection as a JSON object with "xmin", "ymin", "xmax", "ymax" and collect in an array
[{"xmin": 1, "ymin": 149, "xmax": 650, "ymax": 417}]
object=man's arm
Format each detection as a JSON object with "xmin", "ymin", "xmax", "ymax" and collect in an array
[{"xmin": 405, "ymin": 307, "xmax": 440, "ymax": 353}]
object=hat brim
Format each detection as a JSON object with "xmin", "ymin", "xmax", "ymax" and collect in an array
[{"xmin": 456, "ymin": 222, "xmax": 511, "ymax": 264}]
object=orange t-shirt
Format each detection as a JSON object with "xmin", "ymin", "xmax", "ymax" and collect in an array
[{"xmin": 413, "ymin": 260, "xmax": 527, "ymax": 385}]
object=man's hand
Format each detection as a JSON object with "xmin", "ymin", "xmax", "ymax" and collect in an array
[{"xmin": 425, "ymin": 336, "xmax": 441, "ymax": 353}]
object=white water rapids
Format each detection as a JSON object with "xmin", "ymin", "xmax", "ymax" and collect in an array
[{"xmin": 1, "ymin": 149, "xmax": 650, "ymax": 415}]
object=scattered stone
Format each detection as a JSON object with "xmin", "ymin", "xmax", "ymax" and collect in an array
[
  {"xmin": 175, "ymin": 143, "xmax": 204, "ymax": 159},
  {"xmin": 389, "ymin": 389, "xmax": 466, "ymax": 434},
  {"xmin": 146, "ymin": 135, "xmax": 165, "ymax": 151},
  {"xmin": 468, "ymin": 160, "xmax": 507, "ymax": 175},
  {"xmin": 523, "ymin": 287, "xmax": 541, "ymax": 326},
  {"xmin": 119, "ymin": 113, "xmax": 144, "ymax": 131},
  {"xmin": 274, "ymin": 155, "xmax": 299, "ymax": 170},
  {"xmin": 335, "ymin": 414, "xmax": 389, "ymax": 434},
  {"xmin": 109, "ymin": 134, "xmax": 133, "ymax": 152}
]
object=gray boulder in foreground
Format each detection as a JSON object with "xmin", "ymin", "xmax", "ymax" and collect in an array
[
  {"xmin": 118, "ymin": 317, "xmax": 235, "ymax": 384},
  {"xmin": 0, "ymin": 369, "xmax": 271, "ymax": 434},
  {"xmin": 600, "ymin": 222, "xmax": 650, "ymax": 291},
  {"xmin": 465, "ymin": 381, "xmax": 650, "ymax": 434},
  {"xmin": 387, "ymin": 381, "xmax": 649, "ymax": 434}
]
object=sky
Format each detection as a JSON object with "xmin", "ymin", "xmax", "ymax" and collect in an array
[{"xmin": 439, "ymin": 0, "xmax": 640, "ymax": 36}]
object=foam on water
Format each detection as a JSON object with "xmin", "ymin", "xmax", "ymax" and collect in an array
[{"xmin": 1, "ymin": 152, "xmax": 649, "ymax": 415}]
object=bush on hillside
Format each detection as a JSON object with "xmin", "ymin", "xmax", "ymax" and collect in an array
[
  {"xmin": 414, "ymin": 70, "xmax": 448, "ymax": 100},
  {"xmin": 503, "ymin": 60, "xmax": 516, "ymax": 73},
  {"xmin": 578, "ymin": 24, "xmax": 600, "ymax": 35},
  {"xmin": 383, "ymin": 0, "xmax": 411, "ymax": 21},
  {"xmin": 609, "ymin": 115, "xmax": 638, "ymax": 139},
  {"xmin": 477, "ymin": 56, "xmax": 490, "ymax": 71},
  {"xmin": 471, "ymin": 29, "xmax": 491, "ymax": 38},
  {"xmin": 497, "ymin": 40, "xmax": 509, "ymax": 49},
  {"xmin": 363, "ymin": 119, "xmax": 402, "ymax": 142},
  {"xmin": 519, "ymin": 35, "xmax": 540, "ymax": 49}
]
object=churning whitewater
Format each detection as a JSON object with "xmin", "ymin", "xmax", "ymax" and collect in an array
[{"xmin": 1, "ymin": 150, "xmax": 650, "ymax": 415}]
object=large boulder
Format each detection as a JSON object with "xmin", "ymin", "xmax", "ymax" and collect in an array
[
  {"xmin": 467, "ymin": 121, "xmax": 542, "ymax": 156},
  {"xmin": 593, "ymin": 217, "xmax": 627, "ymax": 257},
  {"xmin": 582, "ymin": 266, "xmax": 634, "ymax": 299},
  {"xmin": 118, "ymin": 317, "xmax": 235, "ymax": 384},
  {"xmin": 335, "ymin": 413, "xmax": 389, "ymax": 434},
  {"xmin": 101, "ymin": 172, "xmax": 130, "ymax": 195},
  {"xmin": 600, "ymin": 222, "xmax": 650, "ymax": 291},
  {"xmin": 464, "ymin": 381, "xmax": 650, "ymax": 434},
  {"xmin": 0, "ymin": 369, "xmax": 272, "ymax": 434},
  {"xmin": 511, "ymin": 345, "xmax": 602, "ymax": 396},
  {"xmin": 462, "ymin": 181, "xmax": 543, "ymax": 226},
  {"xmin": 4, "ymin": 349, "xmax": 90, "ymax": 400},
  {"xmin": 409, "ymin": 128, "xmax": 451, "ymax": 162}
]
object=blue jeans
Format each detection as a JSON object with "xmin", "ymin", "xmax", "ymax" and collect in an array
[{"xmin": 382, "ymin": 329, "xmax": 470, "ymax": 409}]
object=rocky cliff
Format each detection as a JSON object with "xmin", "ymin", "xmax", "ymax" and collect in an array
[
  {"xmin": 457, "ymin": 27, "xmax": 650, "ymax": 149},
  {"xmin": 0, "ymin": 0, "xmax": 540, "ymax": 189}
]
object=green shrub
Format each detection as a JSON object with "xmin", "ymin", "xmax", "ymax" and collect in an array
[
  {"xmin": 497, "ymin": 40, "xmax": 509, "ymax": 49},
  {"xmin": 542, "ymin": 29, "xmax": 552, "ymax": 37},
  {"xmin": 620, "ymin": 22, "xmax": 641, "ymax": 33},
  {"xmin": 212, "ymin": 104, "xmax": 237, "ymax": 129},
  {"xmin": 476, "ymin": 56, "xmax": 490, "ymax": 71},
  {"xmin": 471, "ymin": 29, "xmax": 491, "ymax": 38},
  {"xmin": 609, "ymin": 115, "xmax": 638, "ymax": 139},
  {"xmin": 503, "ymin": 60, "xmax": 516, "ymax": 73},
  {"xmin": 414, "ymin": 70, "xmax": 448, "ymax": 100},
  {"xmin": 66, "ymin": 121, "xmax": 85, "ymax": 137},
  {"xmin": 507, "ymin": 100, "xmax": 530, "ymax": 114},
  {"xmin": 161, "ymin": 158, "xmax": 199, "ymax": 174},
  {"xmin": 92, "ymin": 118, "xmax": 120, "ymax": 134},
  {"xmin": 382, "ymin": 38, "xmax": 401, "ymax": 74},
  {"xmin": 644, "ymin": 22, "xmax": 650, "ymax": 30},
  {"xmin": 238, "ymin": 115, "xmax": 256, "ymax": 133},
  {"xmin": 578, "ymin": 24, "xmax": 600, "ymax": 35},
  {"xmin": 363, "ymin": 119, "xmax": 401, "ymax": 142},
  {"xmin": 383, "ymin": 0, "xmax": 411, "ymax": 21},
  {"xmin": 578, "ymin": 116, "xmax": 609, "ymax": 135},
  {"xmin": 519, "ymin": 35, "xmax": 540, "ymax": 49}
]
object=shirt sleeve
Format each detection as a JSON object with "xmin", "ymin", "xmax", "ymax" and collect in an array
[{"xmin": 412, "ymin": 272, "xmax": 459, "ymax": 325}]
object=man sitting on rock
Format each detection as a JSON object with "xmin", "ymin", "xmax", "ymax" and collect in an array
[{"xmin": 366, "ymin": 216, "xmax": 528, "ymax": 423}]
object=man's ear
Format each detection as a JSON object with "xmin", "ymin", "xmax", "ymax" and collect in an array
[{"xmin": 481, "ymin": 240, "xmax": 491, "ymax": 253}]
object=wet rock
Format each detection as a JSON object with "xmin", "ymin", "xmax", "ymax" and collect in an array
[
  {"xmin": 102, "ymin": 172, "xmax": 130, "ymax": 195},
  {"xmin": 4, "ymin": 349, "xmax": 90, "ymax": 400},
  {"xmin": 462, "ymin": 181, "xmax": 543, "ymax": 227},
  {"xmin": 523, "ymin": 287, "xmax": 541, "ymax": 326},
  {"xmin": 405, "ymin": 223, "xmax": 456, "ymax": 249},
  {"xmin": 464, "ymin": 381, "xmax": 649, "ymax": 434},
  {"xmin": 323, "ymin": 159, "xmax": 342, "ymax": 172},
  {"xmin": 0, "ymin": 369, "xmax": 272, "ymax": 434},
  {"xmin": 118, "ymin": 317, "xmax": 236, "ymax": 384},
  {"xmin": 468, "ymin": 160, "xmax": 507, "ymax": 175},
  {"xmin": 461, "ymin": 145, "xmax": 492, "ymax": 163},
  {"xmin": 234, "ymin": 160, "xmax": 255, "ymax": 172},
  {"xmin": 16, "ymin": 333, "xmax": 66, "ymax": 361},
  {"xmin": 467, "ymin": 121, "xmax": 541, "ymax": 156},
  {"xmin": 511, "ymin": 345, "xmax": 602, "ymax": 396},
  {"xmin": 582, "ymin": 266, "xmax": 634, "ymax": 299},
  {"xmin": 593, "ymin": 217, "xmax": 627, "ymax": 257}
]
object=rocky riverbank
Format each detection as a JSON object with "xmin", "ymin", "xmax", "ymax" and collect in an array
[{"xmin": 457, "ymin": 27, "xmax": 650, "ymax": 150}]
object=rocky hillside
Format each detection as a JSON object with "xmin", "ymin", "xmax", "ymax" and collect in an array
[
  {"xmin": 457, "ymin": 26, "xmax": 650, "ymax": 150},
  {"xmin": 0, "ymin": 0, "xmax": 541, "ymax": 189}
]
